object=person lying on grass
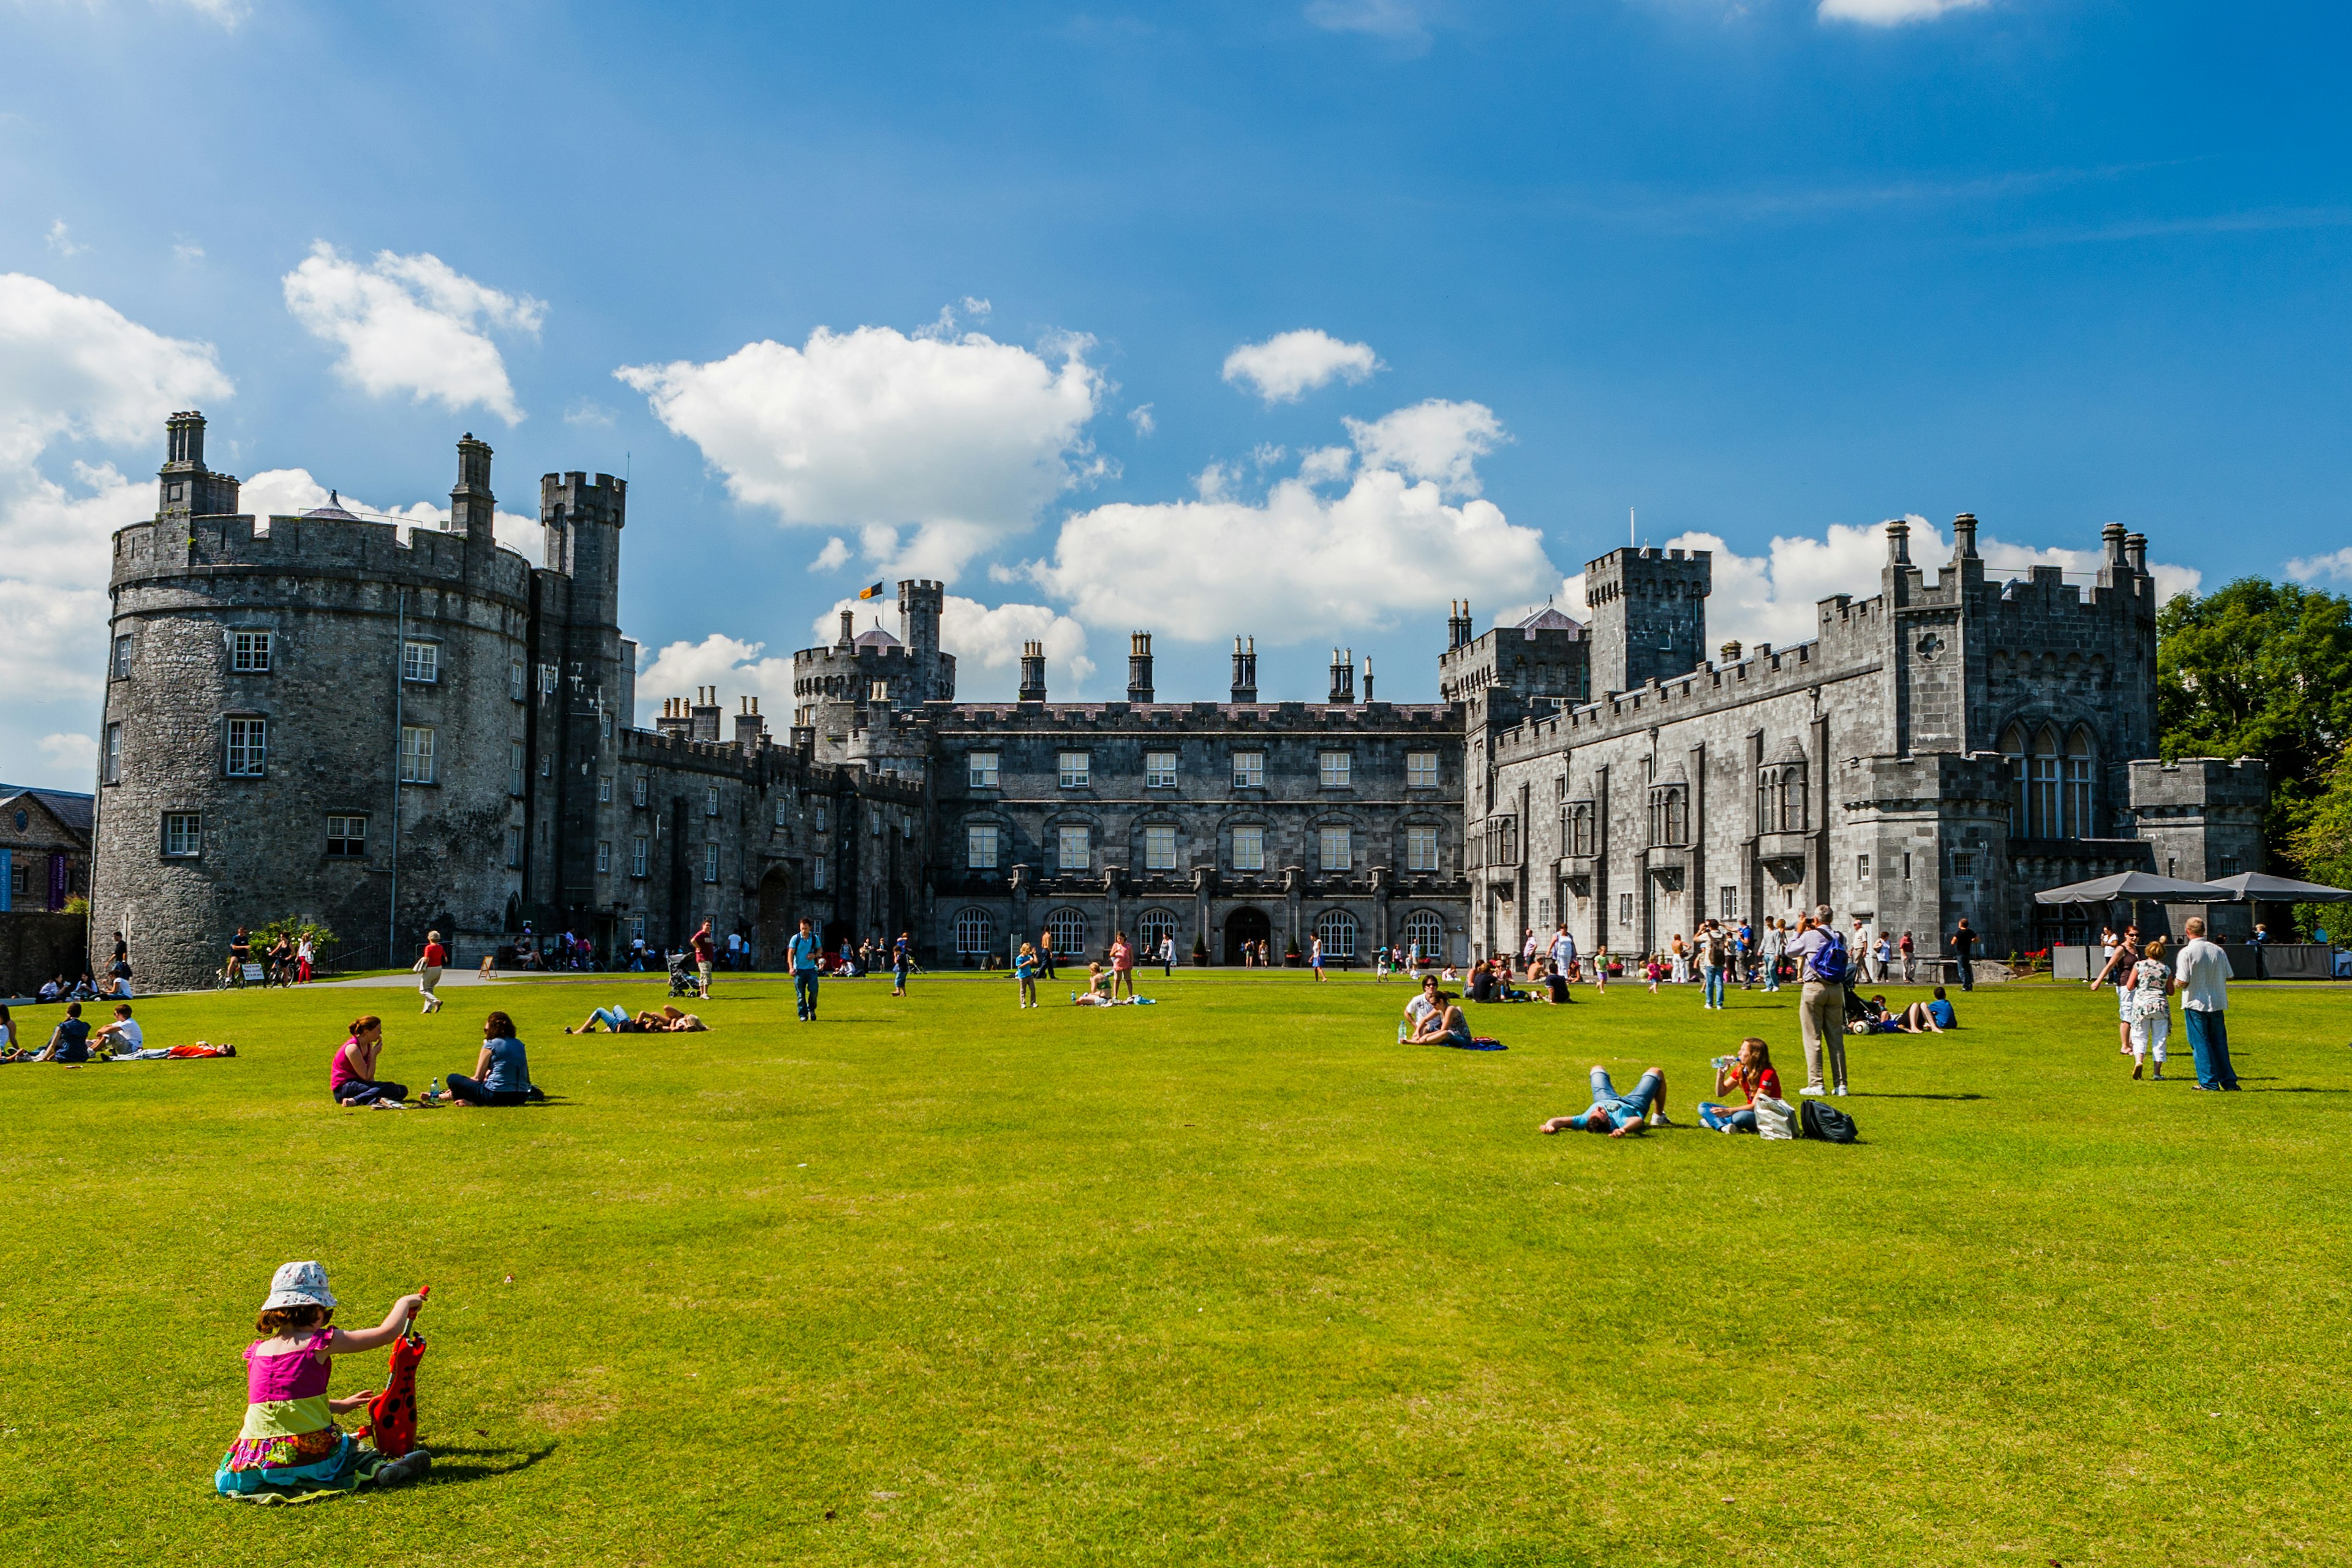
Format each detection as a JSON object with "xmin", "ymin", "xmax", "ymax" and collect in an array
[
  {"xmin": 1697, "ymin": 1038, "xmax": 1781, "ymax": 1133},
  {"xmin": 1540, "ymin": 1065, "xmax": 1676, "ymax": 1136},
  {"xmin": 426, "ymin": 1010, "xmax": 543, "ymax": 1106},
  {"xmin": 330, "ymin": 1015, "xmax": 409, "ymax": 1108},
  {"xmin": 1404, "ymin": 988, "xmax": 1471, "ymax": 1047},
  {"xmin": 215, "ymin": 1261, "xmax": 431, "ymax": 1500},
  {"xmin": 565, "ymin": 1004, "xmax": 706, "ymax": 1034}
]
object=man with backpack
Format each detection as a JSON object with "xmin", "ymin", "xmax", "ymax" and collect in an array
[{"xmin": 1786, "ymin": 905, "xmax": 1850, "ymax": 1098}]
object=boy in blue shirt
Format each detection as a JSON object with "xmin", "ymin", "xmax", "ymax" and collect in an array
[
  {"xmin": 787, "ymin": 918, "xmax": 821, "ymax": 1023},
  {"xmin": 1927, "ymin": 987, "xmax": 1957, "ymax": 1030},
  {"xmin": 1539, "ymin": 1064, "xmax": 1675, "ymax": 1137}
]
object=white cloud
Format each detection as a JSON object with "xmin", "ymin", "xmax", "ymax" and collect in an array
[
  {"xmin": 173, "ymin": 241, "xmax": 205, "ymax": 265},
  {"xmin": 283, "ymin": 242, "xmax": 544, "ymax": 426},
  {"xmin": 168, "ymin": 0, "xmax": 249, "ymax": 24},
  {"xmin": 0, "ymin": 274, "xmax": 230, "ymax": 786},
  {"xmin": 1342, "ymin": 399, "xmax": 1504, "ymax": 497},
  {"xmin": 810, "ymin": 536, "xmax": 851, "ymax": 571},
  {"xmin": 45, "ymin": 221, "xmax": 83, "ymax": 257},
  {"xmin": 1024, "ymin": 409, "xmax": 1551, "ymax": 644},
  {"xmin": 1660, "ymin": 516, "xmax": 2203, "ymax": 653},
  {"xmin": 1817, "ymin": 0, "xmax": 1988, "ymax": 24},
  {"xmin": 634, "ymin": 633, "xmax": 799, "ymax": 727},
  {"xmin": 2285, "ymin": 546, "xmax": 2352, "ymax": 587},
  {"xmin": 1305, "ymin": 0, "xmax": 1436, "ymax": 46},
  {"xmin": 1129, "ymin": 403, "xmax": 1155, "ymax": 435},
  {"xmin": 563, "ymin": 398, "xmax": 615, "ymax": 428},
  {"xmin": 617, "ymin": 318, "xmax": 1106, "ymax": 582},
  {"xmin": 1222, "ymin": 329, "xmax": 1382, "ymax": 404},
  {"xmin": 39, "ymin": 731, "xmax": 96, "ymax": 772}
]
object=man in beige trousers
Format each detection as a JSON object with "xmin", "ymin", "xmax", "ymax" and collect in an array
[{"xmin": 1785, "ymin": 905, "xmax": 1850, "ymax": 1096}]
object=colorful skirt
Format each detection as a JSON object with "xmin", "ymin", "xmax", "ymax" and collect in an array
[{"xmin": 215, "ymin": 1427, "xmax": 390, "ymax": 1504}]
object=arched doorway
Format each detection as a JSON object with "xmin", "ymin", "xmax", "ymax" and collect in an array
[
  {"xmin": 757, "ymin": 868, "xmax": 795, "ymax": 970},
  {"xmin": 1225, "ymin": 905, "xmax": 1271, "ymax": 965}
]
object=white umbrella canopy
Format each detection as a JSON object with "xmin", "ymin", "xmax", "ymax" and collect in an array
[
  {"xmin": 2032, "ymin": 871, "xmax": 2228, "ymax": 905},
  {"xmin": 2199, "ymin": 871, "xmax": 2352, "ymax": 903}
]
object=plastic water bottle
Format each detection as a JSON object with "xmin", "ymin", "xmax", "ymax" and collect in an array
[{"xmin": 428, "ymin": 1077, "xmax": 441, "ymax": 1102}]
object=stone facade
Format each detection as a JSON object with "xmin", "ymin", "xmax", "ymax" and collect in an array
[
  {"xmin": 1464, "ymin": 516, "xmax": 2264, "ymax": 962},
  {"xmin": 88, "ymin": 416, "xmax": 2259, "ymax": 985}
]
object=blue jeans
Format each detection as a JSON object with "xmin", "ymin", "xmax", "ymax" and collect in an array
[
  {"xmin": 1697, "ymin": 1101, "xmax": 1756, "ymax": 1133},
  {"xmin": 1762, "ymin": 959, "xmax": 1780, "ymax": 993},
  {"xmin": 1956, "ymin": 956, "xmax": 1974, "ymax": 991},
  {"xmin": 1591, "ymin": 1066, "xmax": 1662, "ymax": 1120},
  {"xmin": 794, "ymin": 969, "xmax": 820, "ymax": 1020},
  {"xmin": 2184, "ymin": 1008, "xmax": 2238, "ymax": 1089},
  {"xmin": 1703, "ymin": 967, "xmax": 1725, "ymax": 1008},
  {"xmin": 447, "ymin": 1073, "xmax": 527, "ymax": 1106}
]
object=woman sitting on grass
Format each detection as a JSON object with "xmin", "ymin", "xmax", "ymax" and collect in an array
[
  {"xmin": 429, "ymin": 1011, "xmax": 542, "ymax": 1106},
  {"xmin": 215, "ymin": 1261, "xmax": 431, "ymax": 1501},
  {"xmin": 330, "ymin": 1016, "xmax": 407, "ymax": 1108},
  {"xmin": 1405, "ymin": 989, "xmax": 1471, "ymax": 1047},
  {"xmin": 1072, "ymin": 963, "xmax": 1117, "ymax": 1005},
  {"xmin": 4, "ymin": 1001, "xmax": 94, "ymax": 1065},
  {"xmin": 1697, "ymin": 1038, "xmax": 1782, "ymax": 1133}
]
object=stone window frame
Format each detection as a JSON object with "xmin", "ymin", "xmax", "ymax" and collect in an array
[
  {"xmin": 1398, "ymin": 815, "xmax": 1445, "ymax": 874},
  {"xmin": 224, "ymin": 714, "xmax": 268, "ymax": 778},
  {"xmin": 1226, "ymin": 816, "xmax": 1269, "ymax": 873},
  {"xmin": 162, "ymin": 811, "xmax": 202, "ymax": 859},
  {"xmin": 1755, "ymin": 764, "xmax": 1807, "ymax": 834},
  {"xmin": 1319, "ymin": 749, "xmax": 1354, "ymax": 790},
  {"xmin": 399, "ymin": 725, "xmax": 436, "ymax": 785},
  {"xmin": 1144, "ymin": 750, "xmax": 1180, "ymax": 790},
  {"xmin": 1058, "ymin": 750, "xmax": 1091, "ymax": 790},
  {"xmin": 400, "ymin": 638, "xmax": 440, "ymax": 684},
  {"xmin": 703, "ymin": 841, "xmax": 720, "ymax": 883},
  {"xmin": 1133, "ymin": 907, "xmax": 1180, "ymax": 957},
  {"xmin": 1044, "ymin": 906, "xmax": 1089, "ymax": 957},
  {"xmin": 596, "ymin": 841, "xmax": 611, "ymax": 875},
  {"xmin": 1405, "ymin": 750, "xmax": 1440, "ymax": 790},
  {"xmin": 1562, "ymin": 798, "xmax": 1597, "ymax": 858},
  {"xmin": 1232, "ymin": 749, "xmax": 1266, "ymax": 790},
  {"xmin": 324, "ymin": 813, "xmax": 368, "ymax": 858},
  {"xmin": 510, "ymin": 662, "xmax": 527, "ymax": 703},
  {"xmin": 633, "ymin": 774, "xmax": 649, "ymax": 809},
  {"xmin": 705, "ymin": 786, "xmax": 720, "ymax": 817},
  {"xmin": 631, "ymin": 836, "xmax": 649, "ymax": 878},
  {"xmin": 110, "ymin": 634, "xmax": 132, "ymax": 680},
  {"xmin": 1317, "ymin": 824, "xmax": 1353, "ymax": 874},
  {"xmin": 952, "ymin": 907, "xmax": 998, "ymax": 957},
  {"xmin": 103, "ymin": 723, "xmax": 123, "ymax": 786},
  {"xmin": 1054, "ymin": 821, "xmax": 1093, "ymax": 873},
  {"xmin": 505, "ymin": 826, "xmax": 523, "ymax": 869},
  {"xmin": 968, "ymin": 750, "xmax": 1001, "ymax": 790},
  {"xmin": 1139, "ymin": 820, "xmax": 1180, "ymax": 872},
  {"xmin": 228, "ymin": 628, "xmax": 273, "ymax": 674},
  {"xmin": 1313, "ymin": 908, "xmax": 1359, "ymax": 960},
  {"xmin": 597, "ymin": 775, "xmax": 612, "ymax": 803},
  {"xmin": 1400, "ymin": 908, "xmax": 1447, "ymax": 962},
  {"xmin": 1645, "ymin": 783, "xmax": 1689, "ymax": 848},
  {"xmin": 967, "ymin": 819, "xmax": 1003, "ymax": 871}
]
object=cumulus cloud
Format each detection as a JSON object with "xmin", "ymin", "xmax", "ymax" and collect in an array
[
  {"xmin": 1343, "ymin": 399, "xmax": 1504, "ymax": 497},
  {"xmin": 634, "ymin": 633, "xmax": 799, "ymax": 726},
  {"xmin": 1129, "ymin": 403, "xmax": 1155, "ymax": 435},
  {"xmin": 2286, "ymin": 546, "xmax": 2352, "ymax": 587},
  {"xmin": 39, "ymin": 731, "xmax": 96, "ymax": 772},
  {"xmin": 45, "ymin": 221, "xmax": 83, "ymax": 257},
  {"xmin": 1817, "ymin": 0, "xmax": 1987, "ymax": 23},
  {"xmin": 0, "ymin": 273, "xmax": 230, "ymax": 786},
  {"xmin": 1023, "ymin": 403, "xmax": 1550, "ymax": 644},
  {"xmin": 283, "ymin": 242, "xmax": 544, "ymax": 425},
  {"xmin": 1660, "ymin": 516, "xmax": 2203, "ymax": 653},
  {"xmin": 1222, "ymin": 329, "xmax": 1383, "ymax": 404},
  {"xmin": 810, "ymin": 536, "xmax": 851, "ymax": 572},
  {"xmin": 617, "ymin": 319, "xmax": 1106, "ymax": 582}
]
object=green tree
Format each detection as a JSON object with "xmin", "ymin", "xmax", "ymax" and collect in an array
[{"xmin": 2157, "ymin": 578, "xmax": 2352, "ymax": 870}]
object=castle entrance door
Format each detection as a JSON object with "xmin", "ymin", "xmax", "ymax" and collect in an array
[
  {"xmin": 756, "ymin": 868, "xmax": 794, "ymax": 971},
  {"xmin": 1225, "ymin": 905, "xmax": 1271, "ymax": 966}
]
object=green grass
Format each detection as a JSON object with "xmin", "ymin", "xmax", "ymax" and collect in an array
[{"xmin": 3, "ymin": 968, "xmax": 2349, "ymax": 1566}]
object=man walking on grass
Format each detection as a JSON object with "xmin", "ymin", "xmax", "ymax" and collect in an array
[
  {"xmin": 788, "ymin": 918, "xmax": 821, "ymax": 1023},
  {"xmin": 2176, "ymin": 916, "xmax": 2241, "ymax": 1091},
  {"xmin": 1949, "ymin": 917, "xmax": 1980, "ymax": 992},
  {"xmin": 1787, "ymin": 906, "xmax": 1850, "ymax": 1098}
]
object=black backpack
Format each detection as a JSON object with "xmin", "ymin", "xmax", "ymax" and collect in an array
[{"xmin": 1800, "ymin": 1099, "xmax": 1859, "ymax": 1144}]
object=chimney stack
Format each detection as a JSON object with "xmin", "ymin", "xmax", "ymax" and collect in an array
[
  {"xmin": 1361, "ymin": 653, "xmax": 1374, "ymax": 704},
  {"xmin": 2124, "ymin": 531, "xmax": 2148, "ymax": 576},
  {"xmin": 1328, "ymin": 647, "xmax": 1355, "ymax": 705},
  {"xmin": 734, "ymin": 695, "xmax": 766, "ymax": 750},
  {"xmin": 1447, "ymin": 600, "xmax": 1474, "ymax": 651},
  {"xmin": 1127, "ymin": 631, "xmax": 1155, "ymax": 705},
  {"xmin": 1886, "ymin": 516, "xmax": 1911, "ymax": 565},
  {"xmin": 837, "ymin": 609, "xmax": 856, "ymax": 646},
  {"xmin": 1230, "ymin": 635, "xmax": 1258, "ymax": 704},
  {"xmin": 689, "ymin": 685, "xmax": 722, "ymax": 742},
  {"xmin": 1951, "ymin": 512, "xmax": 1980, "ymax": 562},
  {"xmin": 656, "ymin": 697, "xmax": 692, "ymax": 742},
  {"xmin": 450, "ymin": 433, "xmax": 496, "ymax": 542},
  {"xmin": 1018, "ymin": 640, "xmax": 1047, "ymax": 703}
]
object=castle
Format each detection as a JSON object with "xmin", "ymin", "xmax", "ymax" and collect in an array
[{"xmin": 88, "ymin": 417, "xmax": 2261, "ymax": 989}]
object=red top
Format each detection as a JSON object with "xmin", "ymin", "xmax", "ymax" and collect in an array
[
  {"xmin": 1736, "ymin": 1066, "xmax": 1782, "ymax": 1106},
  {"xmin": 421, "ymin": 943, "xmax": 447, "ymax": 967},
  {"xmin": 692, "ymin": 932, "xmax": 715, "ymax": 961}
]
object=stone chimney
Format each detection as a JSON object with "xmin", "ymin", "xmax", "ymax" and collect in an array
[
  {"xmin": 1886, "ymin": 516, "xmax": 1911, "ymax": 565},
  {"xmin": 837, "ymin": 609, "xmax": 856, "ymax": 647},
  {"xmin": 2124, "ymin": 532, "xmax": 2149, "ymax": 576},
  {"xmin": 655, "ymin": 697, "xmax": 692, "ymax": 742},
  {"xmin": 1361, "ymin": 654, "xmax": 1374, "ymax": 704},
  {"xmin": 734, "ymin": 695, "xmax": 766, "ymax": 750},
  {"xmin": 1230, "ymin": 635, "xmax": 1258, "ymax": 704},
  {"xmin": 1327, "ymin": 647, "xmax": 1355, "ymax": 705},
  {"xmin": 689, "ymin": 685, "xmax": 722, "ymax": 742},
  {"xmin": 1951, "ymin": 512, "xmax": 1980, "ymax": 561},
  {"xmin": 1721, "ymin": 639, "xmax": 1743, "ymax": 665},
  {"xmin": 1447, "ymin": 601, "xmax": 1474, "ymax": 651},
  {"xmin": 1127, "ymin": 631, "xmax": 1155, "ymax": 705},
  {"xmin": 1018, "ymin": 640, "xmax": 1047, "ymax": 703}
]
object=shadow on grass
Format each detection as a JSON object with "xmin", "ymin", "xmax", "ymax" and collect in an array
[
  {"xmin": 1849, "ymin": 1091, "xmax": 1985, "ymax": 1101},
  {"xmin": 418, "ymin": 1442, "xmax": 558, "ymax": 1486}
]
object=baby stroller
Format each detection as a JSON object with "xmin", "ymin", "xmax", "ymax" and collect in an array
[{"xmin": 666, "ymin": 952, "xmax": 698, "ymax": 998}]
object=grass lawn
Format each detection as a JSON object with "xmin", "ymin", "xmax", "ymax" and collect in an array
[{"xmin": 2, "ymin": 967, "xmax": 2348, "ymax": 1567}]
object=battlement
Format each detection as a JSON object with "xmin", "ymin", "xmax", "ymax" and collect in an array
[
  {"xmin": 1583, "ymin": 544, "xmax": 1713, "ymax": 602},
  {"xmin": 2128, "ymin": 756, "xmax": 2269, "ymax": 810},
  {"xmin": 542, "ymin": 470, "xmax": 627, "ymax": 526},
  {"xmin": 614, "ymin": 722, "xmax": 925, "ymax": 801},
  {"xmin": 1487, "ymin": 631, "xmax": 1843, "ymax": 758},
  {"xmin": 109, "ymin": 512, "xmax": 534, "ymax": 605},
  {"xmin": 1838, "ymin": 750, "xmax": 2015, "ymax": 810},
  {"xmin": 928, "ymin": 699, "xmax": 1462, "ymax": 736}
]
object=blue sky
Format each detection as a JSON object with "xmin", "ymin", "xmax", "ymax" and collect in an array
[{"xmin": 5, "ymin": 0, "xmax": 2350, "ymax": 790}]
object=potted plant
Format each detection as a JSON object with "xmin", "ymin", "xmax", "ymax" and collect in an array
[
  {"xmin": 1284, "ymin": 939, "xmax": 1303, "ymax": 968},
  {"xmin": 1192, "ymin": 935, "xmax": 1210, "ymax": 968}
]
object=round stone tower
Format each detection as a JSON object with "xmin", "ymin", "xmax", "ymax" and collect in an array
[{"xmin": 90, "ymin": 416, "xmax": 534, "ymax": 988}]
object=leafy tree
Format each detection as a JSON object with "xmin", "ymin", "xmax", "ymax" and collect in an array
[{"xmin": 2157, "ymin": 578, "xmax": 2352, "ymax": 870}]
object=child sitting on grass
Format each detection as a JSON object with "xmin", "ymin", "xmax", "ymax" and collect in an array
[{"xmin": 215, "ymin": 1262, "xmax": 431, "ymax": 1501}]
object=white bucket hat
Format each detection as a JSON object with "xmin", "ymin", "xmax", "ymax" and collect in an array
[{"xmin": 262, "ymin": 1259, "xmax": 337, "ymax": 1311}]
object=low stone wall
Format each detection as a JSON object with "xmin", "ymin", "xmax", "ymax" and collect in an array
[{"xmin": 0, "ymin": 913, "xmax": 91, "ymax": 997}]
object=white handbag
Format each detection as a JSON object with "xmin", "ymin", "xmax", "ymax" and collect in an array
[{"xmin": 1753, "ymin": 1096, "xmax": 1799, "ymax": 1140}]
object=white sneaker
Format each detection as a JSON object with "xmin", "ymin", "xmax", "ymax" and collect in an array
[
  {"xmin": 1800, "ymin": 1085, "xmax": 1827, "ymax": 1096},
  {"xmin": 1649, "ymin": 1112, "xmax": 1676, "ymax": 1127},
  {"xmin": 1831, "ymin": 1085, "xmax": 1849, "ymax": 1096}
]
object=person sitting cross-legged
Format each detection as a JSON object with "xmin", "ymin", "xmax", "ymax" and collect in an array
[
  {"xmin": 1072, "ymin": 962, "xmax": 1117, "ymax": 1005},
  {"xmin": 1405, "ymin": 986, "xmax": 1472, "ymax": 1046},
  {"xmin": 432, "ymin": 1011, "xmax": 542, "ymax": 1106},
  {"xmin": 1540, "ymin": 1064, "xmax": 1674, "ymax": 1137},
  {"xmin": 1697, "ymin": 1038, "xmax": 1781, "ymax": 1133}
]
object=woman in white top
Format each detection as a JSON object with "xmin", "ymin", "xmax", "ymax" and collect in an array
[{"xmin": 2128, "ymin": 937, "xmax": 2174, "ymax": 1080}]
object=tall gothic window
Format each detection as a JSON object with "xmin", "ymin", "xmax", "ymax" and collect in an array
[
  {"xmin": 1647, "ymin": 785, "xmax": 1688, "ymax": 847},
  {"xmin": 2000, "ymin": 723, "xmax": 2029, "ymax": 834},
  {"xmin": 2031, "ymin": 726, "xmax": 2062, "ymax": 839},
  {"xmin": 2065, "ymin": 728, "xmax": 2095, "ymax": 838}
]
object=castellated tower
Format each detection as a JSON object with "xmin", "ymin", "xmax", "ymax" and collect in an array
[
  {"xmin": 1584, "ymin": 546, "xmax": 1711, "ymax": 696},
  {"xmin": 92, "ymin": 421, "xmax": 546, "ymax": 990},
  {"xmin": 786, "ymin": 579, "xmax": 958, "ymax": 767}
]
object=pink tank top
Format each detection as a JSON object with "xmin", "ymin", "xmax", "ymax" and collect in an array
[
  {"xmin": 245, "ymin": 1330, "xmax": 333, "ymax": 1402},
  {"xmin": 330, "ymin": 1039, "xmax": 361, "ymax": 1091}
]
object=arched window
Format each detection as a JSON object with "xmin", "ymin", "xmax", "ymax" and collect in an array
[
  {"xmin": 1134, "ymin": 907, "xmax": 1178, "ymax": 956},
  {"xmin": 2065, "ymin": 728, "xmax": 2095, "ymax": 839},
  {"xmin": 2031, "ymin": 725, "xmax": 2062, "ymax": 839},
  {"xmin": 1045, "ymin": 907, "xmax": 1088, "ymax": 959},
  {"xmin": 1315, "ymin": 909, "xmax": 1358, "ymax": 960},
  {"xmin": 2000, "ymin": 723, "xmax": 2028, "ymax": 833},
  {"xmin": 1648, "ymin": 783, "xmax": 1689, "ymax": 846},
  {"xmin": 1401, "ymin": 909, "xmax": 1447, "ymax": 964},
  {"xmin": 952, "ymin": 907, "xmax": 996, "ymax": 957}
]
